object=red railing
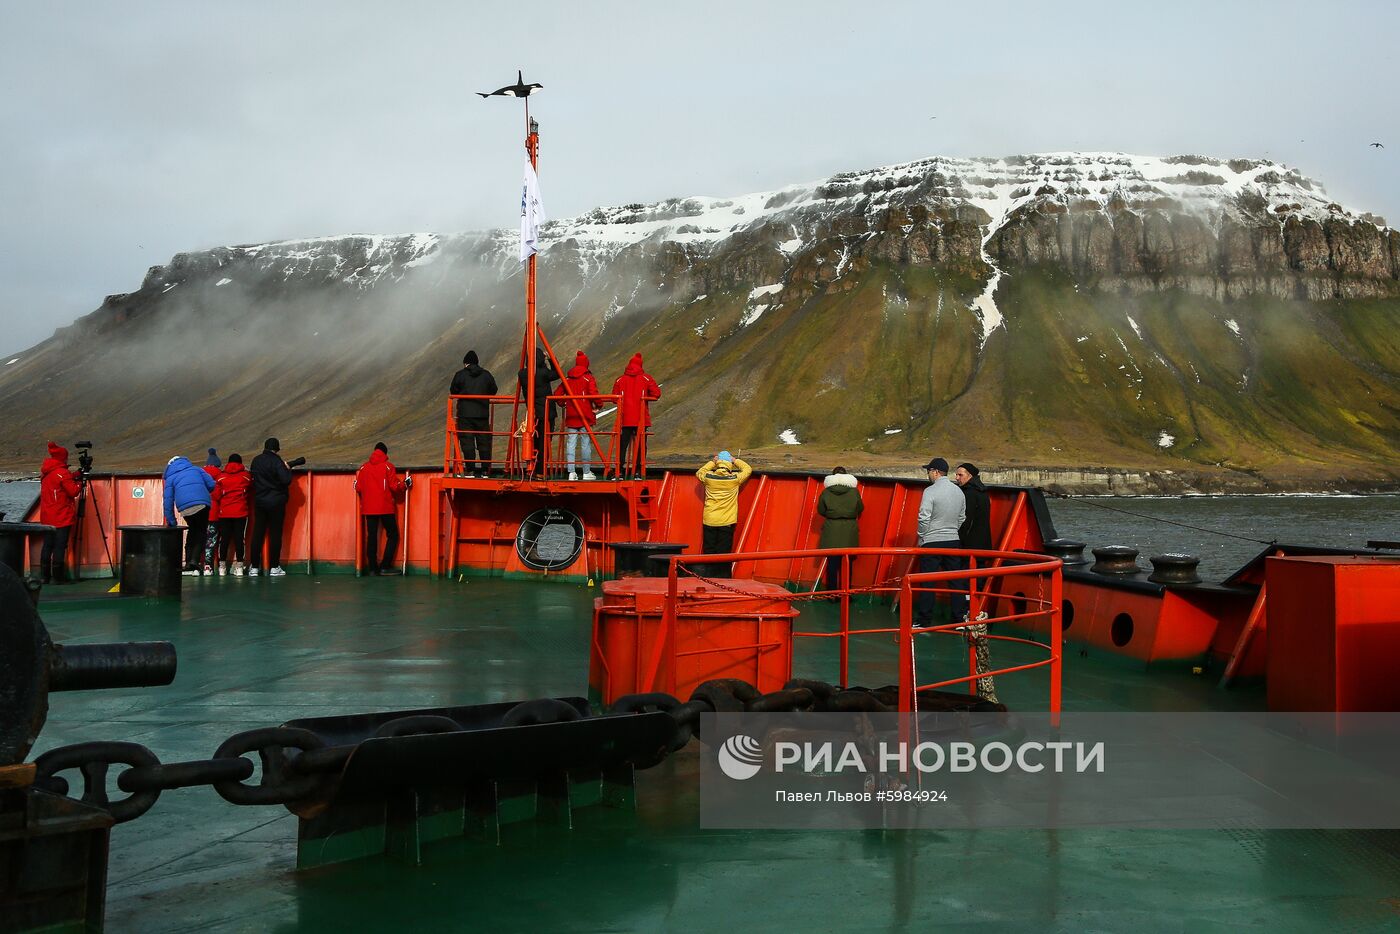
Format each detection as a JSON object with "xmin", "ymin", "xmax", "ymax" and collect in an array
[
  {"xmin": 444, "ymin": 395, "xmax": 516, "ymax": 476},
  {"xmin": 652, "ymin": 546, "xmax": 1063, "ymax": 716},
  {"xmin": 445, "ymin": 393, "xmax": 651, "ymax": 480},
  {"xmin": 543, "ymin": 393, "xmax": 618, "ymax": 479}
]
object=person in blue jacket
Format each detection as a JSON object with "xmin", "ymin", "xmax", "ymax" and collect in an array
[{"xmin": 164, "ymin": 455, "xmax": 217, "ymax": 575}]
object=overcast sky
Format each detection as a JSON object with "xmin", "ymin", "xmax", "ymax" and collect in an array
[{"xmin": 2, "ymin": 0, "xmax": 1396, "ymax": 356}]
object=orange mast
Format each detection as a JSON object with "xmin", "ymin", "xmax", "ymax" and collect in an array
[{"xmin": 521, "ymin": 102, "xmax": 540, "ymax": 466}]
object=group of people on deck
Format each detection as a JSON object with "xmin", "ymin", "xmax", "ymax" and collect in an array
[
  {"xmin": 35, "ymin": 334, "xmax": 992, "ymax": 608},
  {"xmin": 449, "ymin": 347, "xmax": 660, "ymax": 480},
  {"xmin": 691, "ymin": 453, "xmax": 991, "ymax": 617},
  {"xmin": 158, "ymin": 440, "xmax": 301, "ymax": 578}
]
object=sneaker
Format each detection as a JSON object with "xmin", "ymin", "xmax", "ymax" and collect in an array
[
  {"xmin": 217, "ymin": 562, "xmax": 227, "ymax": 576},
  {"xmin": 182, "ymin": 568, "xmax": 201, "ymax": 576},
  {"xmin": 568, "ymin": 471, "xmax": 578, "ymax": 481},
  {"xmin": 582, "ymin": 471, "xmax": 596, "ymax": 481},
  {"xmin": 232, "ymin": 562, "xmax": 245, "ymax": 576},
  {"xmin": 269, "ymin": 566, "xmax": 287, "ymax": 577},
  {"xmin": 203, "ymin": 565, "xmax": 213, "ymax": 576},
  {"xmin": 248, "ymin": 567, "xmax": 260, "ymax": 577}
]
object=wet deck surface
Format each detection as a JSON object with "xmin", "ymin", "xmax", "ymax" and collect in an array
[{"xmin": 34, "ymin": 575, "xmax": 1400, "ymax": 933}]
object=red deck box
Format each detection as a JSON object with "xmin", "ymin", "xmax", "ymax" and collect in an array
[
  {"xmin": 589, "ymin": 577, "xmax": 798, "ymax": 706},
  {"xmin": 1265, "ymin": 556, "xmax": 1400, "ymax": 712}
]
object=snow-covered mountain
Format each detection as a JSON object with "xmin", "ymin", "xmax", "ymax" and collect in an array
[{"xmin": 1, "ymin": 152, "xmax": 1396, "ymax": 485}]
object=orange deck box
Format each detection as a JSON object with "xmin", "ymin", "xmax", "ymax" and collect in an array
[
  {"xmin": 589, "ymin": 577, "xmax": 798, "ymax": 706},
  {"xmin": 1265, "ymin": 556, "xmax": 1400, "ymax": 712}
]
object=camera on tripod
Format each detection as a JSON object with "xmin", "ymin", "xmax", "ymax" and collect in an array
[{"xmin": 74, "ymin": 440, "xmax": 94, "ymax": 477}]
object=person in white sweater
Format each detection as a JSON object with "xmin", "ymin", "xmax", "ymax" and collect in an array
[{"xmin": 914, "ymin": 456, "xmax": 966, "ymax": 626}]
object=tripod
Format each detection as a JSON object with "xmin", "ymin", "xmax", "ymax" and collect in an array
[{"xmin": 72, "ymin": 473, "xmax": 118, "ymax": 581}]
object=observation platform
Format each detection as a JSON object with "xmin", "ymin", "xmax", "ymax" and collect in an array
[
  {"xmin": 436, "ymin": 473, "xmax": 655, "ymax": 495},
  {"xmin": 31, "ymin": 572, "xmax": 1400, "ymax": 932}
]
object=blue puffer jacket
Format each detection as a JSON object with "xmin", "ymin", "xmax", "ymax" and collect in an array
[{"xmin": 163, "ymin": 456, "xmax": 216, "ymax": 525}]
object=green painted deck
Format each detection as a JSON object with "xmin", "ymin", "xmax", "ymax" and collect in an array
[{"xmin": 34, "ymin": 575, "xmax": 1400, "ymax": 933}]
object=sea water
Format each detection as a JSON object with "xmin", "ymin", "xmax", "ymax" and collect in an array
[
  {"xmin": 1046, "ymin": 493, "xmax": 1400, "ymax": 578},
  {"xmin": 1, "ymin": 480, "xmax": 1395, "ymax": 581}
]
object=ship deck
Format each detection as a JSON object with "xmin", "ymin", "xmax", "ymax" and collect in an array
[{"xmin": 35, "ymin": 574, "xmax": 1400, "ymax": 933}]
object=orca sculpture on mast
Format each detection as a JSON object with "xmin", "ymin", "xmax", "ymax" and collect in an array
[
  {"xmin": 479, "ymin": 70, "xmax": 552, "ymax": 474},
  {"xmin": 477, "ymin": 72, "xmax": 609, "ymax": 481}
]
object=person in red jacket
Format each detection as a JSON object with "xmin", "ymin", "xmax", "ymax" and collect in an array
[
  {"xmin": 214, "ymin": 453, "xmax": 252, "ymax": 575},
  {"xmin": 562, "ymin": 351, "xmax": 601, "ymax": 481},
  {"xmin": 610, "ymin": 353, "xmax": 661, "ymax": 480},
  {"xmin": 38, "ymin": 441, "xmax": 81, "ymax": 584},
  {"xmin": 355, "ymin": 442, "xmax": 407, "ymax": 576}
]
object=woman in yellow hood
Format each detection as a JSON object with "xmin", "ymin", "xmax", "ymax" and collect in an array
[{"xmin": 696, "ymin": 451, "xmax": 752, "ymax": 576}]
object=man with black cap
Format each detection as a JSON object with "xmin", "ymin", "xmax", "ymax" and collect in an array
[
  {"xmin": 914, "ymin": 456, "xmax": 966, "ymax": 627},
  {"xmin": 249, "ymin": 438, "xmax": 293, "ymax": 577},
  {"xmin": 450, "ymin": 350, "xmax": 498, "ymax": 478}
]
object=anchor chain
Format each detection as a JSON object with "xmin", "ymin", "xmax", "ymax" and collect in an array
[{"xmin": 29, "ymin": 678, "xmax": 999, "ymax": 824}]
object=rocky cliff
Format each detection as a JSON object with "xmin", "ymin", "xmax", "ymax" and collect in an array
[{"xmin": 1, "ymin": 152, "xmax": 1396, "ymax": 486}]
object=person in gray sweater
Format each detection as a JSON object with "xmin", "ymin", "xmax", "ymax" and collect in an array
[{"xmin": 914, "ymin": 456, "xmax": 967, "ymax": 626}]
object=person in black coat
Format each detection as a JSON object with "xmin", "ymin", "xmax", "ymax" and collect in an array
[
  {"xmin": 954, "ymin": 461, "xmax": 999, "ymax": 700},
  {"xmin": 517, "ymin": 348, "xmax": 559, "ymax": 478},
  {"xmin": 450, "ymin": 350, "xmax": 499, "ymax": 477},
  {"xmin": 249, "ymin": 438, "xmax": 294, "ymax": 576},
  {"xmin": 954, "ymin": 462, "xmax": 993, "ymax": 550}
]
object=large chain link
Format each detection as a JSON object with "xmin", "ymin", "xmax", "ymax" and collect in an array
[{"xmin": 34, "ymin": 741, "xmax": 162, "ymax": 823}]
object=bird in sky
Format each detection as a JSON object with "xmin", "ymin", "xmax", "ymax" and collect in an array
[
  {"xmin": 478, "ymin": 70, "xmax": 542, "ymax": 99},
  {"xmin": 1370, "ymin": 142, "xmax": 1384, "ymax": 148}
]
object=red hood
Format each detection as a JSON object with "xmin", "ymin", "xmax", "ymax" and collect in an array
[
  {"xmin": 223, "ymin": 461, "xmax": 245, "ymax": 474},
  {"xmin": 41, "ymin": 457, "xmax": 68, "ymax": 476},
  {"xmin": 368, "ymin": 449, "xmax": 388, "ymax": 465},
  {"xmin": 569, "ymin": 351, "xmax": 591, "ymax": 378},
  {"xmin": 624, "ymin": 353, "xmax": 643, "ymax": 376}
]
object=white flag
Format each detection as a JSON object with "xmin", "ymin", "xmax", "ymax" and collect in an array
[{"xmin": 520, "ymin": 160, "xmax": 545, "ymax": 262}]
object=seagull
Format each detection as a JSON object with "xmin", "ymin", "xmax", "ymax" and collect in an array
[
  {"xmin": 477, "ymin": 70, "xmax": 542, "ymax": 99},
  {"xmin": 1370, "ymin": 142, "xmax": 1385, "ymax": 148}
]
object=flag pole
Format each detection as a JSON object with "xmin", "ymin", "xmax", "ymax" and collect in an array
[{"xmin": 522, "ymin": 98, "xmax": 539, "ymax": 472}]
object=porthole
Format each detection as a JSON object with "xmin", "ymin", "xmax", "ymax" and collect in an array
[
  {"xmin": 1062, "ymin": 599, "xmax": 1075, "ymax": 631},
  {"xmin": 515, "ymin": 508, "xmax": 584, "ymax": 571},
  {"xmin": 1111, "ymin": 612, "xmax": 1134, "ymax": 647}
]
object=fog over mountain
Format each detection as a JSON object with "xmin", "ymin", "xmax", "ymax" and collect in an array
[{"xmin": 1, "ymin": 151, "xmax": 1396, "ymax": 489}]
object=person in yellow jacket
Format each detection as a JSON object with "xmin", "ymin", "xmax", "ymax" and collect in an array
[{"xmin": 696, "ymin": 450, "xmax": 752, "ymax": 578}]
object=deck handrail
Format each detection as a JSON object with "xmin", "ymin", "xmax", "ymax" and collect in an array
[{"xmin": 652, "ymin": 546, "xmax": 1063, "ymax": 718}]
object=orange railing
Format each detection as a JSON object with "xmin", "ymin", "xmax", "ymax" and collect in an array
[
  {"xmin": 445, "ymin": 392, "xmax": 653, "ymax": 480},
  {"xmin": 543, "ymin": 393, "xmax": 618, "ymax": 479},
  {"xmin": 444, "ymin": 395, "xmax": 516, "ymax": 476},
  {"xmin": 650, "ymin": 546, "xmax": 1063, "ymax": 716}
]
